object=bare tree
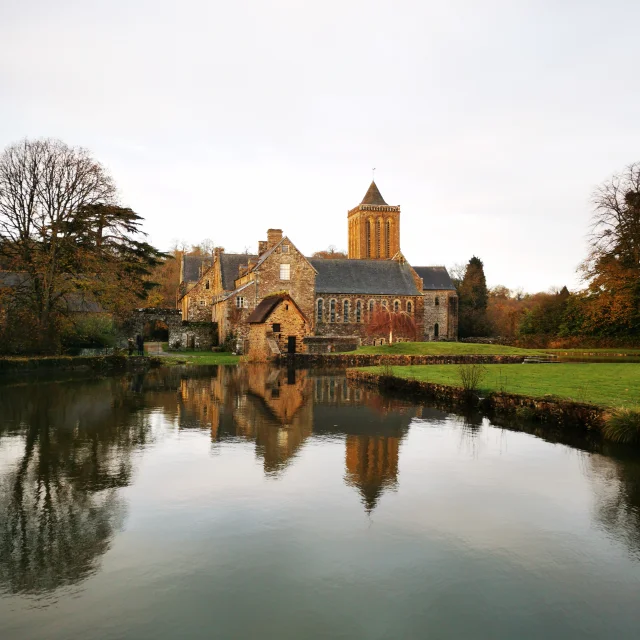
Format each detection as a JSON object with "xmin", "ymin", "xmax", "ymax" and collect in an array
[{"xmin": 587, "ymin": 161, "xmax": 640, "ymax": 273}]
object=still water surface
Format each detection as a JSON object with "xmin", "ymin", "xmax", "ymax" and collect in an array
[{"xmin": 1, "ymin": 365, "xmax": 640, "ymax": 639}]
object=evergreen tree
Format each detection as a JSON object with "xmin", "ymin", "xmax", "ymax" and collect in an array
[{"xmin": 457, "ymin": 256, "xmax": 491, "ymax": 337}]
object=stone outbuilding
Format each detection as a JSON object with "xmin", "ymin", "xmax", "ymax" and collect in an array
[{"xmin": 246, "ymin": 293, "xmax": 311, "ymax": 360}]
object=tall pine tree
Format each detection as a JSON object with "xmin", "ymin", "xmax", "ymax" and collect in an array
[{"xmin": 457, "ymin": 256, "xmax": 491, "ymax": 337}]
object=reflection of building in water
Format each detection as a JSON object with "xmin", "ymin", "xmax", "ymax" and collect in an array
[
  {"xmin": 175, "ymin": 367, "xmax": 424, "ymax": 512},
  {"xmin": 312, "ymin": 375, "xmax": 416, "ymax": 512},
  {"xmin": 345, "ymin": 435, "xmax": 400, "ymax": 513}
]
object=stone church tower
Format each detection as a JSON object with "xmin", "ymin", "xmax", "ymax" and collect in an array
[{"xmin": 347, "ymin": 182, "xmax": 401, "ymax": 259}]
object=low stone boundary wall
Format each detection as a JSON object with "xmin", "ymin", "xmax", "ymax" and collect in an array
[
  {"xmin": 277, "ymin": 353, "xmax": 525, "ymax": 367},
  {"xmin": 0, "ymin": 355, "xmax": 162, "ymax": 376},
  {"xmin": 347, "ymin": 370, "xmax": 606, "ymax": 430}
]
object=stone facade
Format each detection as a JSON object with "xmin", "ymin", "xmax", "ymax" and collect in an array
[
  {"xmin": 247, "ymin": 294, "xmax": 310, "ymax": 360},
  {"xmin": 314, "ymin": 293, "xmax": 425, "ymax": 345}
]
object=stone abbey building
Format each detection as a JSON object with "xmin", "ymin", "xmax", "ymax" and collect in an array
[{"xmin": 177, "ymin": 181, "xmax": 458, "ymax": 355}]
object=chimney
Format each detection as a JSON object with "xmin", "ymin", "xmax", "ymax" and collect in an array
[
  {"xmin": 214, "ymin": 246, "xmax": 225, "ymax": 257},
  {"xmin": 258, "ymin": 240, "xmax": 268, "ymax": 256},
  {"xmin": 267, "ymin": 229, "xmax": 283, "ymax": 249}
]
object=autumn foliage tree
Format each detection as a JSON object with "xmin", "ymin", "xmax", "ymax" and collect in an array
[
  {"xmin": 366, "ymin": 307, "xmax": 417, "ymax": 345},
  {"xmin": 579, "ymin": 162, "xmax": 640, "ymax": 335}
]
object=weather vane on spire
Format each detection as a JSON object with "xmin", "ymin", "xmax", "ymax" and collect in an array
[{"xmin": 372, "ymin": 167, "xmax": 376, "ymax": 182}]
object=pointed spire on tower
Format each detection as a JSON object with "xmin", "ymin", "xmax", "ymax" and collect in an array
[{"xmin": 361, "ymin": 181, "xmax": 388, "ymax": 206}]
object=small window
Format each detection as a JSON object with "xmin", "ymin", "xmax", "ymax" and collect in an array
[
  {"xmin": 317, "ymin": 299, "xmax": 323, "ymax": 322},
  {"xmin": 394, "ymin": 300, "xmax": 400, "ymax": 312},
  {"xmin": 356, "ymin": 300, "xmax": 362, "ymax": 323},
  {"xmin": 280, "ymin": 264, "xmax": 291, "ymax": 280},
  {"xmin": 343, "ymin": 300, "xmax": 349, "ymax": 322},
  {"xmin": 199, "ymin": 300, "xmax": 206, "ymax": 306},
  {"xmin": 236, "ymin": 296, "xmax": 247, "ymax": 309},
  {"xmin": 434, "ymin": 322, "xmax": 439, "ymax": 337},
  {"xmin": 369, "ymin": 300, "xmax": 374, "ymax": 315},
  {"xmin": 330, "ymin": 299, "xmax": 336, "ymax": 323},
  {"xmin": 271, "ymin": 388, "xmax": 280, "ymax": 399},
  {"xmin": 205, "ymin": 280, "xmax": 210, "ymax": 290},
  {"xmin": 407, "ymin": 301, "xmax": 412, "ymax": 314},
  {"xmin": 282, "ymin": 245, "xmax": 289, "ymax": 253},
  {"xmin": 272, "ymin": 323, "xmax": 281, "ymax": 333},
  {"xmin": 435, "ymin": 296, "xmax": 440, "ymax": 306}
]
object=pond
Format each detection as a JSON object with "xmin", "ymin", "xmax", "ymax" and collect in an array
[{"xmin": 1, "ymin": 365, "xmax": 640, "ymax": 639}]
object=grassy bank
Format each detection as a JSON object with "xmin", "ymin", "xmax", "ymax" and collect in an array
[
  {"xmin": 162, "ymin": 351, "xmax": 240, "ymax": 365},
  {"xmin": 354, "ymin": 342, "xmax": 541, "ymax": 356},
  {"xmin": 359, "ymin": 363, "xmax": 640, "ymax": 410}
]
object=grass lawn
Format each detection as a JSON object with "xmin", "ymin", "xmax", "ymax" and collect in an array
[
  {"xmin": 162, "ymin": 351, "xmax": 240, "ymax": 365},
  {"xmin": 361, "ymin": 363, "xmax": 640, "ymax": 410},
  {"xmin": 354, "ymin": 342, "xmax": 545, "ymax": 356}
]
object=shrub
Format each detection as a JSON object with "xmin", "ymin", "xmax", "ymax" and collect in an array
[
  {"xmin": 602, "ymin": 409, "xmax": 640, "ymax": 444},
  {"xmin": 457, "ymin": 363, "xmax": 487, "ymax": 395}
]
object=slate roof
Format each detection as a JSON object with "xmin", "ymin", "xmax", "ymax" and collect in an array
[
  {"xmin": 412, "ymin": 266, "xmax": 456, "ymax": 291},
  {"xmin": 361, "ymin": 181, "xmax": 388, "ymax": 206},
  {"xmin": 247, "ymin": 293, "xmax": 307, "ymax": 324},
  {"xmin": 220, "ymin": 253, "xmax": 257, "ymax": 291},
  {"xmin": 310, "ymin": 259, "xmax": 421, "ymax": 295},
  {"xmin": 182, "ymin": 255, "xmax": 213, "ymax": 283}
]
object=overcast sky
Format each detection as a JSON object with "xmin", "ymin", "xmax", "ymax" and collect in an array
[{"xmin": 1, "ymin": 0, "xmax": 639, "ymax": 292}]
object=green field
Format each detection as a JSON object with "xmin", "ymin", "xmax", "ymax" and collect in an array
[
  {"xmin": 354, "ymin": 342, "xmax": 544, "ymax": 356},
  {"xmin": 360, "ymin": 363, "xmax": 640, "ymax": 410},
  {"xmin": 162, "ymin": 351, "xmax": 240, "ymax": 365}
]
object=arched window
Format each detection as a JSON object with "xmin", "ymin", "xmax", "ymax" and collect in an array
[
  {"xmin": 365, "ymin": 219, "xmax": 372, "ymax": 258},
  {"xmin": 394, "ymin": 300, "xmax": 400, "ymax": 312},
  {"xmin": 317, "ymin": 299, "xmax": 323, "ymax": 322},
  {"xmin": 376, "ymin": 218, "xmax": 383, "ymax": 257},
  {"xmin": 435, "ymin": 296, "xmax": 440, "ymax": 306},
  {"xmin": 434, "ymin": 322, "xmax": 439, "ymax": 338},
  {"xmin": 343, "ymin": 299, "xmax": 349, "ymax": 322},
  {"xmin": 386, "ymin": 219, "xmax": 391, "ymax": 257},
  {"xmin": 407, "ymin": 301, "xmax": 412, "ymax": 314},
  {"xmin": 356, "ymin": 300, "xmax": 362, "ymax": 323},
  {"xmin": 330, "ymin": 299, "xmax": 336, "ymax": 323},
  {"xmin": 369, "ymin": 299, "xmax": 375, "ymax": 315},
  {"xmin": 381, "ymin": 299, "xmax": 388, "ymax": 309}
]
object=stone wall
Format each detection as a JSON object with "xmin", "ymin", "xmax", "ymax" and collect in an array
[
  {"xmin": 347, "ymin": 370, "xmax": 606, "ymax": 430},
  {"xmin": 423, "ymin": 291, "xmax": 457, "ymax": 340},
  {"xmin": 278, "ymin": 353, "xmax": 525, "ymax": 367},
  {"xmin": 169, "ymin": 322, "xmax": 218, "ymax": 350},
  {"xmin": 303, "ymin": 336, "xmax": 360, "ymax": 353}
]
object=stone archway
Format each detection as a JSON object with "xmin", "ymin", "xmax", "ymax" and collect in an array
[{"xmin": 127, "ymin": 309, "xmax": 182, "ymax": 345}]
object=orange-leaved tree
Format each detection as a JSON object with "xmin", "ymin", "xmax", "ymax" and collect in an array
[{"xmin": 366, "ymin": 308, "xmax": 417, "ymax": 345}]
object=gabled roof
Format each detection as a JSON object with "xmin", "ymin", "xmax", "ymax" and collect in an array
[
  {"xmin": 310, "ymin": 259, "xmax": 421, "ymax": 296},
  {"xmin": 361, "ymin": 181, "xmax": 388, "ymax": 206},
  {"xmin": 182, "ymin": 255, "xmax": 213, "ymax": 283},
  {"xmin": 220, "ymin": 253, "xmax": 258, "ymax": 291},
  {"xmin": 253, "ymin": 237, "xmax": 317, "ymax": 274},
  {"xmin": 412, "ymin": 266, "xmax": 456, "ymax": 291},
  {"xmin": 247, "ymin": 293, "xmax": 308, "ymax": 324},
  {"xmin": 0, "ymin": 271, "xmax": 30, "ymax": 288}
]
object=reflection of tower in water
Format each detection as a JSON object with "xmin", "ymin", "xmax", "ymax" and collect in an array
[{"xmin": 345, "ymin": 435, "xmax": 400, "ymax": 513}]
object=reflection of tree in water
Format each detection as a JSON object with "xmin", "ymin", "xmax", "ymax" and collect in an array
[
  {"xmin": 0, "ymin": 377, "xmax": 153, "ymax": 595},
  {"xmin": 586, "ymin": 450, "xmax": 640, "ymax": 557}
]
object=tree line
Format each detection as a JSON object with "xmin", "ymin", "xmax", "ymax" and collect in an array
[{"xmin": 453, "ymin": 162, "xmax": 640, "ymax": 344}]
